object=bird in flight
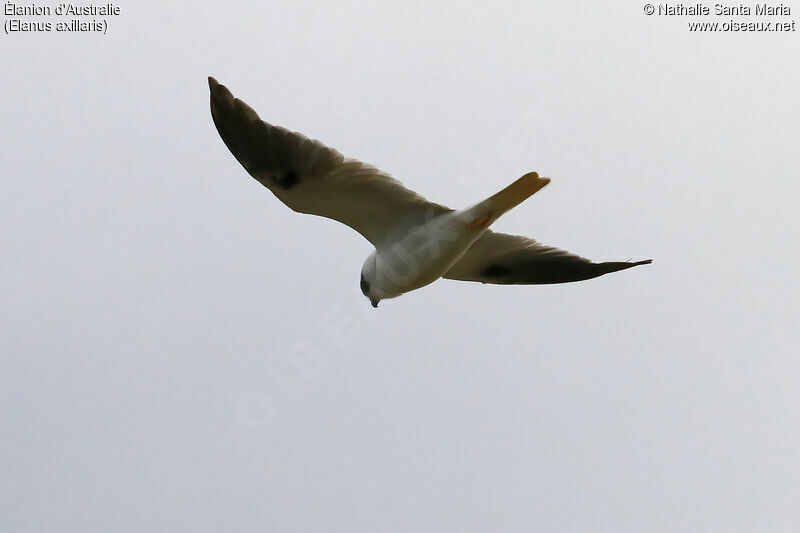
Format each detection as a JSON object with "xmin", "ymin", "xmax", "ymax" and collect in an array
[{"xmin": 208, "ymin": 77, "xmax": 651, "ymax": 307}]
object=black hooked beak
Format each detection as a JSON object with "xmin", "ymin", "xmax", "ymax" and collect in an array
[{"xmin": 370, "ymin": 299, "xmax": 379, "ymax": 308}]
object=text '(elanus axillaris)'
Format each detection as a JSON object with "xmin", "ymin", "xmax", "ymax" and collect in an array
[{"xmin": 209, "ymin": 77, "xmax": 651, "ymax": 307}]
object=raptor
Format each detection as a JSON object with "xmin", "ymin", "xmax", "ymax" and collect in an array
[{"xmin": 208, "ymin": 77, "xmax": 651, "ymax": 307}]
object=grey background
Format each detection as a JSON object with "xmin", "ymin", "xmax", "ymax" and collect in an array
[{"xmin": 2, "ymin": 1, "xmax": 799, "ymax": 531}]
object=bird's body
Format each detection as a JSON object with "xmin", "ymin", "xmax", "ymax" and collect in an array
[
  {"xmin": 208, "ymin": 77, "xmax": 651, "ymax": 307},
  {"xmin": 361, "ymin": 172, "xmax": 550, "ymax": 306},
  {"xmin": 365, "ymin": 210, "xmax": 479, "ymax": 298}
]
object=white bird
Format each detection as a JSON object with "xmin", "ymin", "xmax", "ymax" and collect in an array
[{"xmin": 208, "ymin": 77, "xmax": 651, "ymax": 307}]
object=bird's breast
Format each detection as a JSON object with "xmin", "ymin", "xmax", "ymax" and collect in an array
[{"xmin": 372, "ymin": 212, "xmax": 486, "ymax": 296}]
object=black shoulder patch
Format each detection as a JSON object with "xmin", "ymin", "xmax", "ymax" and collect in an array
[
  {"xmin": 274, "ymin": 170, "xmax": 300, "ymax": 190},
  {"xmin": 480, "ymin": 264, "xmax": 511, "ymax": 279}
]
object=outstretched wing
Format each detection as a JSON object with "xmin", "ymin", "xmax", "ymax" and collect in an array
[
  {"xmin": 444, "ymin": 230, "xmax": 652, "ymax": 284},
  {"xmin": 209, "ymin": 77, "xmax": 451, "ymax": 247}
]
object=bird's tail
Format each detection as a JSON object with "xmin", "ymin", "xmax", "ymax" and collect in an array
[
  {"xmin": 461, "ymin": 172, "xmax": 550, "ymax": 230},
  {"xmin": 486, "ymin": 172, "xmax": 550, "ymax": 218}
]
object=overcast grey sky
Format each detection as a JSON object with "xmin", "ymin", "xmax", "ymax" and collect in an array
[{"xmin": 2, "ymin": 1, "xmax": 799, "ymax": 531}]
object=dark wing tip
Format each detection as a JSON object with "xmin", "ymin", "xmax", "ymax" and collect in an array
[
  {"xmin": 208, "ymin": 77, "xmax": 233, "ymax": 107},
  {"xmin": 595, "ymin": 259, "xmax": 652, "ymax": 276},
  {"xmin": 208, "ymin": 77, "xmax": 226, "ymax": 102},
  {"xmin": 207, "ymin": 77, "xmax": 315, "ymax": 192}
]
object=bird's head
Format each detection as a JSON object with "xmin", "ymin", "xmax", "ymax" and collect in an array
[
  {"xmin": 360, "ymin": 273, "xmax": 379, "ymax": 308},
  {"xmin": 360, "ymin": 254, "xmax": 382, "ymax": 308}
]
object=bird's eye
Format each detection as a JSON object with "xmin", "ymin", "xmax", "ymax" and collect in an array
[{"xmin": 360, "ymin": 274, "xmax": 370, "ymax": 296}]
